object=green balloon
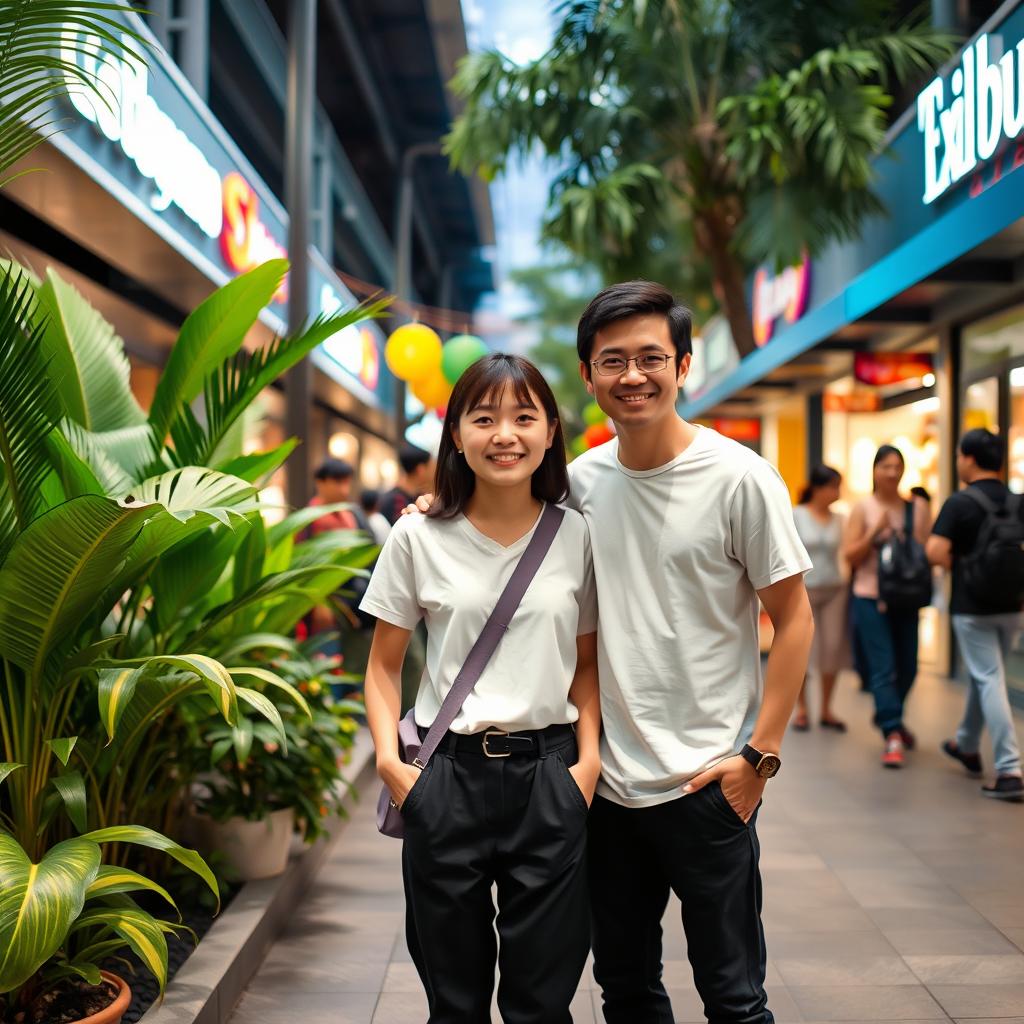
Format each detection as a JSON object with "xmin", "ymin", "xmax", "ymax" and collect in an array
[
  {"xmin": 583, "ymin": 401, "xmax": 606, "ymax": 426},
  {"xmin": 570, "ymin": 435, "xmax": 588, "ymax": 457},
  {"xmin": 441, "ymin": 334, "xmax": 489, "ymax": 385}
]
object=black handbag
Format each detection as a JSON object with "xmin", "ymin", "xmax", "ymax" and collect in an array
[{"xmin": 877, "ymin": 501, "xmax": 931, "ymax": 611}]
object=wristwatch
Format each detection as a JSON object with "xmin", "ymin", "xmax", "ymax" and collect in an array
[{"xmin": 740, "ymin": 744, "xmax": 782, "ymax": 779}]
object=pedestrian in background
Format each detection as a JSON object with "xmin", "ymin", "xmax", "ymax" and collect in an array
[
  {"xmin": 844, "ymin": 445, "xmax": 931, "ymax": 768},
  {"xmin": 380, "ymin": 445, "xmax": 435, "ymax": 525},
  {"xmin": 927, "ymin": 429, "xmax": 1024, "ymax": 802},
  {"xmin": 792, "ymin": 465, "xmax": 848, "ymax": 732},
  {"xmin": 360, "ymin": 488, "xmax": 392, "ymax": 546}
]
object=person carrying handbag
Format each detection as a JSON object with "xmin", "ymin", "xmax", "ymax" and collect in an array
[
  {"xmin": 844, "ymin": 445, "xmax": 932, "ymax": 769},
  {"xmin": 360, "ymin": 354, "xmax": 599, "ymax": 1024}
]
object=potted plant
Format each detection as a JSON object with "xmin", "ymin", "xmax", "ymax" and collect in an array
[
  {"xmin": 188, "ymin": 643, "xmax": 362, "ymax": 879},
  {"xmin": 0, "ymin": 824, "xmax": 218, "ymax": 1024}
]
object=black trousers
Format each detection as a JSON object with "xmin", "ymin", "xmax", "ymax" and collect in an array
[
  {"xmin": 589, "ymin": 784, "xmax": 773, "ymax": 1024},
  {"xmin": 401, "ymin": 731, "xmax": 591, "ymax": 1023}
]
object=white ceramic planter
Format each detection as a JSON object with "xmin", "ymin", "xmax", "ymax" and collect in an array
[{"xmin": 198, "ymin": 807, "xmax": 295, "ymax": 881}]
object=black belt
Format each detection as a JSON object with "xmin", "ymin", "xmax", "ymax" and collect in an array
[{"xmin": 417, "ymin": 723, "xmax": 575, "ymax": 758}]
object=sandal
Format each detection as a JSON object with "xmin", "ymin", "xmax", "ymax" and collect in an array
[
  {"xmin": 792, "ymin": 714, "xmax": 810, "ymax": 732},
  {"xmin": 820, "ymin": 717, "xmax": 847, "ymax": 733}
]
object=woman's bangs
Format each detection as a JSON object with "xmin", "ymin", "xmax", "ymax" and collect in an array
[{"xmin": 461, "ymin": 361, "xmax": 538, "ymax": 415}]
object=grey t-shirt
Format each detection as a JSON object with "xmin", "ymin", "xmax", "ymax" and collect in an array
[
  {"xmin": 568, "ymin": 427, "xmax": 811, "ymax": 808},
  {"xmin": 792, "ymin": 505, "xmax": 844, "ymax": 590}
]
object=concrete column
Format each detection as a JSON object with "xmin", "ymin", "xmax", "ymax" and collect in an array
[{"xmin": 284, "ymin": 0, "xmax": 316, "ymax": 509}]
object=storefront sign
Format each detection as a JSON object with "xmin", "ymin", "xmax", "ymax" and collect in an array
[
  {"xmin": 221, "ymin": 173, "xmax": 288, "ymax": 300},
  {"xmin": 752, "ymin": 255, "xmax": 811, "ymax": 346},
  {"xmin": 853, "ymin": 351, "xmax": 934, "ymax": 387},
  {"xmin": 319, "ymin": 283, "xmax": 381, "ymax": 392},
  {"xmin": 713, "ymin": 418, "xmax": 761, "ymax": 442},
  {"xmin": 918, "ymin": 32, "xmax": 1024, "ymax": 205},
  {"xmin": 61, "ymin": 31, "xmax": 223, "ymax": 238},
  {"xmin": 823, "ymin": 392, "xmax": 881, "ymax": 413}
]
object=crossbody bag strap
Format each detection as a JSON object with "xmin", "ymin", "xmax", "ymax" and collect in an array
[{"xmin": 414, "ymin": 503, "xmax": 566, "ymax": 766}]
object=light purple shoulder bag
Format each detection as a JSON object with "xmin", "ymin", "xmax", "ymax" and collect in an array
[{"xmin": 377, "ymin": 503, "xmax": 565, "ymax": 838}]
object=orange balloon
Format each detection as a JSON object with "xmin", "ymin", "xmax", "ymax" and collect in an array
[
  {"xmin": 583, "ymin": 423, "xmax": 615, "ymax": 448},
  {"xmin": 411, "ymin": 369, "xmax": 453, "ymax": 409}
]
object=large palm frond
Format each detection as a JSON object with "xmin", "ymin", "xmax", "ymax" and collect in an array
[
  {"xmin": 0, "ymin": 266, "xmax": 60, "ymax": 561},
  {"xmin": 0, "ymin": 1, "xmax": 147, "ymax": 186}
]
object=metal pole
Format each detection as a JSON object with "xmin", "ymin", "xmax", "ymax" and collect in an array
[
  {"xmin": 393, "ymin": 141, "xmax": 442, "ymax": 442},
  {"xmin": 284, "ymin": 0, "xmax": 316, "ymax": 510},
  {"xmin": 806, "ymin": 392, "xmax": 823, "ymax": 471},
  {"xmin": 178, "ymin": 0, "xmax": 209, "ymax": 101},
  {"xmin": 931, "ymin": 0, "xmax": 957, "ymax": 30}
]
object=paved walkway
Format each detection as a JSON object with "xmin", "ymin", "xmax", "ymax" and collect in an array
[{"xmin": 229, "ymin": 671, "xmax": 1024, "ymax": 1023}]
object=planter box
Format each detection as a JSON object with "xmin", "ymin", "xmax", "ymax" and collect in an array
[
  {"xmin": 194, "ymin": 807, "xmax": 295, "ymax": 881},
  {"xmin": 139, "ymin": 730, "xmax": 374, "ymax": 1024}
]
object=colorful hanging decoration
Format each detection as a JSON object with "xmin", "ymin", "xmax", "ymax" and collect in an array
[
  {"xmin": 385, "ymin": 323, "xmax": 442, "ymax": 383},
  {"xmin": 441, "ymin": 334, "xmax": 489, "ymax": 385},
  {"xmin": 583, "ymin": 422, "xmax": 615, "ymax": 449},
  {"xmin": 410, "ymin": 368, "xmax": 453, "ymax": 409},
  {"xmin": 583, "ymin": 401, "xmax": 607, "ymax": 427}
]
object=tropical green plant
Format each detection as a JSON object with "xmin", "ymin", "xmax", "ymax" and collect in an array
[
  {"xmin": 0, "ymin": 824, "xmax": 216, "ymax": 1020},
  {"xmin": 188, "ymin": 639, "xmax": 362, "ymax": 846},
  {"xmin": 445, "ymin": 0, "xmax": 954, "ymax": 356},
  {"xmin": 0, "ymin": 258, "xmax": 385, "ymax": 862}
]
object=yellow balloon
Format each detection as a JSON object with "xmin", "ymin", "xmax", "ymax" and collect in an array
[
  {"xmin": 411, "ymin": 369, "xmax": 453, "ymax": 409},
  {"xmin": 385, "ymin": 323, "xmax": 442, "ymax": 382}
]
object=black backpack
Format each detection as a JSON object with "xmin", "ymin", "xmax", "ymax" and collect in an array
[
  {"xmin": 960, "ymin": 489, "xmax": 1024, "ymax": 611},
  {"xmin": 878, "ymin": 502, "xmax": 932, "ymax": 611}
]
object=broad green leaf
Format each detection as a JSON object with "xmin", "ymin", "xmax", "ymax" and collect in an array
[
  {"xmin": 36, "ymin": 268, "xmax": 146, "ymax": 432},
  {"xmin": 57, "ymin": 420, "xmax": 138, "ymax": 495},
  {"xmin": 231, "ymin": 719, "xmax": 254, "ymax": 764},
  {"xmin": 232, "ymin": 512, "xmax": 266, "ymax": 599},
  {"xmin": 235, "ymin": 686, "xmax": 288, "ymax": 752},
  {"xmin": 123, "ymin": 467, "xmax": 258, "ymax": 527},
  {"xmin": 110, "ymin": 654, "xmax": 238, "ymax": 726},
  {"xmin": 46, "ymin": 737, "xmax": 78, "ymax": 766},
  {"xmin": 0, "ymin": 832, "xmax": 100, "ymax": 993},
  {"xmin": 71, "ymin": 906, "xmax": 168, "ymax": 994},
  {"xmin": 49, "ymin": 961, "xmax": 103, "ymax": 986},
  {"xmin": 216, "ymin": 632, "xmax": 298, "ymax": 664},
  {"xmin": 0, "ymin": 495, "xmax": 155, "ymax": 681},
  {"xmin": 45, "ymin": 428, "xmax": 106, "ymax": 500},
  {"xmin": 97, "ymin": 666, "xmax": 144, "ymax": 742},
  {"xmin": 0, "ymin": 763, "xmax": 24, "ymax": 785},
  {"xmin": 288, "ymin": 532, "xmax": 372, "ymax": 570},
  {"xmin": 79, "ymin": 825, "xmax": 219, "ymax": 909},
  {"xmin": 148, "ymin": 260, "xmax": 288, "ymax": 445},
  {"xmin": 216, "ymin": 439, "xmax": 298, "ymax": 484},
  {"xmin": 85, "ymin": 865, "xmax": 177, "ymax": 914},
  {"xmin": 51, "ymin": 772, "xmax": 87, "ymax": 833},
  {"xmin": 267, "ymin": 502, "xmax": 356, "ymax": 548},
  {"xmin": 229, "ymin": 667, "xmax": 311, "ymax": 719}
]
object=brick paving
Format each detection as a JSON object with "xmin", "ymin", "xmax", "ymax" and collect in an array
[{"xmin": 229, "ymin": 670, "xmax": 1024, "ymax": 1023}]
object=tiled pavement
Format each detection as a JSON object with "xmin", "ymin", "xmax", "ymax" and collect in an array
[{"xmin": 229, "ymin": 671, "xmax": 1024, "ymax": 1023}]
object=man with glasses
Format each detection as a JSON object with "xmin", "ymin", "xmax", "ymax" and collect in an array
[{"xmin": 571, "ymin": 281, "xmax": 813, "ymax": 1024}]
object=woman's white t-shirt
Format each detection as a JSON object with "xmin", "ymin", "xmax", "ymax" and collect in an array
[{"xmin": 359, "ymin": 504, "xmax": 598, "ymax": 734}]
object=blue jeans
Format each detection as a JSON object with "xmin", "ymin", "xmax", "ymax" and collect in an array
[
  {"xmin": 852, "ymin": 596, "xmax": 919, "ymax": 736},
  {"xmin": 952, "ymin": 613, "xmax": 1023, "ymax": 776}
]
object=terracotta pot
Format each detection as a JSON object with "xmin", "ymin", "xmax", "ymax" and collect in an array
[
  {"xmin": 197, "ymin": 806, "xmax": 295, "ymax": 880},
  {"xmin": 76, "ymin": 971, "xmax": 131, "ymax": 1024}
]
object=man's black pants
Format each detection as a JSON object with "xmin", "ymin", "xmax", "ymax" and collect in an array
[
  {"xmin": 589, "ymin": 784, "xmax": 773, "ymax": 1024},
  {"xmin": 401, "ymin": 729, "xmax": 590, "ymax": 1023}
]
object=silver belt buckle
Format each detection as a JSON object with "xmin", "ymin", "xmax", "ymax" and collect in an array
[{"xmin": 483, "ymin": 728, "xmax": 511, "ymax": 757}]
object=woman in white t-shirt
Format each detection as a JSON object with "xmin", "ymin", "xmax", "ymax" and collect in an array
[
  {"xmin": 792, "ymin": 464, "xmax": 848, "ymax": 733},
  {"xmin": 360, "ymin": 353, "xmax": 599, "ymax": 1023}
]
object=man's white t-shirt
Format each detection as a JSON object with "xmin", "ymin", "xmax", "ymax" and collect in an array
[
  {"xmin": 359, "ymin": 504, "xmax": 598, "ymax": 734},
  {"xmin": 568, "ymin": 427, "xmax": 811, "ymax": 808}
]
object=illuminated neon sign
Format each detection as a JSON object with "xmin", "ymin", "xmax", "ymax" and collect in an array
[
  {"xmin": 60, "ymin": 29, "xmax": 223, "ymax": 238},
  {"xmin": 319, "ymin": 284, "xmax": 381, "ymax": 391},
  {"xmin": 751, "ymin": 255, "xmax": 811, "ymax": 346},
  {"xmin": 221, "ymin": 172, "xmax": 288, "ymax": 300},
  {"xmin": 917, "ymin": 32, "xmax": 1024, "ymax": 204}
]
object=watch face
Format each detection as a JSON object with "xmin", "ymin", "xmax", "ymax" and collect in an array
[{"xmin": 757, "ymin": 754, "xmax": 782, "ymax": 778}]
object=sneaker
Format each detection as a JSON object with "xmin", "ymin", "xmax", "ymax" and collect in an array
[
  {"xmin": 882, "ymin": 732, "xmax": 905, "ymax": 769},
  {"xmin": 941, "ymin": 740, "xmax": 983, "ymax": 777},
  {"xmin": 981, "ymin": 776, "xmax": 1024, "ymax": 802},
  {"xmin": 897, "ymin": 726, "xmax": 916, "ymax": 751}
]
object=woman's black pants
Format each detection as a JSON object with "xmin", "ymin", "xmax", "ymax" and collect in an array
[{"xmin": 401, "ymin": 727, "xmax": 591, "ymax": 1023}]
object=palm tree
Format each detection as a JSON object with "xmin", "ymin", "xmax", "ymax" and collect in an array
[{"xmin": 445, "ymin": 0, "xmax": 954, "ymax": 357}]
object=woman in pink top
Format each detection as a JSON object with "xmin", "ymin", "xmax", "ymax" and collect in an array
[{"xmin": 844, "ymin": 446, "xmax": 931, "ymax": 769}]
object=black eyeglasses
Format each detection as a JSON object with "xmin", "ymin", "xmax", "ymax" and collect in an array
[{"xmin": 590, "ymin": 353, "xmax": 671, "ymax": 377}]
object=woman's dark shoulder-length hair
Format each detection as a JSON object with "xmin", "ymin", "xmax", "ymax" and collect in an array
[{"xmin": 428, "ymin": 353, "xmax": 569, "ymax": 519}]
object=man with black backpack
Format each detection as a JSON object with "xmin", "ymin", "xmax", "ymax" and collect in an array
[{"xmin": 927, "ymin": 429, "xmax": 1024, "ymax": 802}]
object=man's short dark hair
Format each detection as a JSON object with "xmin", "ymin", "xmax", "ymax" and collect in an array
[
  {"xmin": 314, "ymin": 457, "xmax": 354, "ymax": 481},
  {"xmin": 960, "ymin": 428, "xmax": 1004, "ymax": 472},
  {"xmin": 360, "ymin": 488, "xmax": 379, "ymax": 512},
  {"xmin": 398, "ymin": 444, "xmax": 431, "ymax": 476},
  {"xmin": 576, "ymin": 281, "xmax": 693, "ymax": 370}
]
